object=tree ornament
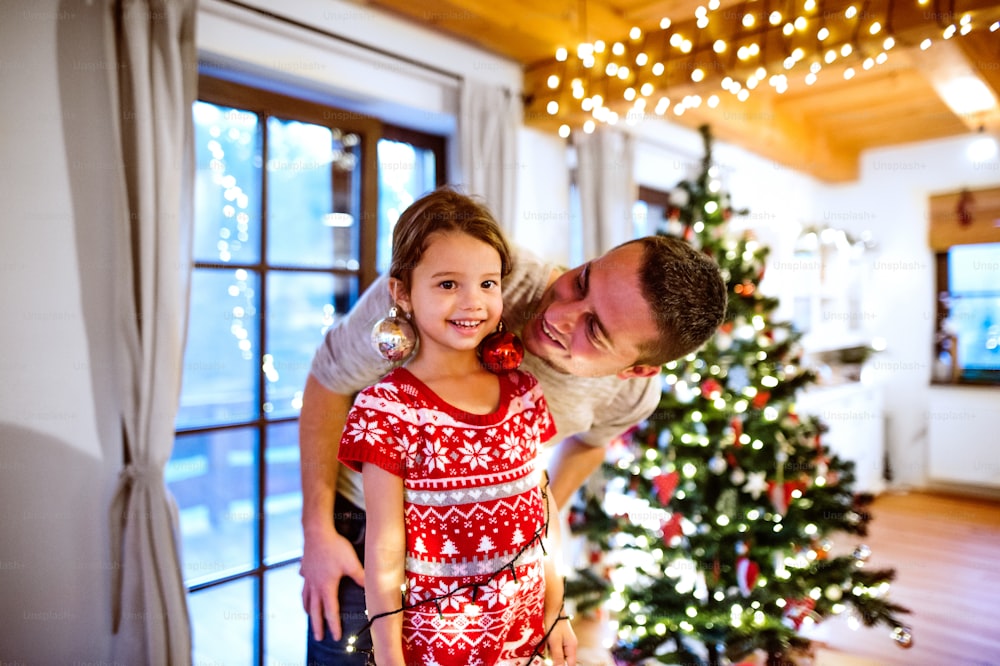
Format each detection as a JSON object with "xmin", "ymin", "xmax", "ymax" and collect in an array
[
  {"xmin": 853, "ymin": 544, "xmax": 872, "ymax": 565},
  {"xmin": 767, "ymin": 480, "xmax": 806, "ymax": 516},
  {"xmin": 477, "ymin": 320, "xmax": 524, "ymax": 373},
  {"xmin": 891, "ymin": 625, "xmax": 914, "ymax": 649},
  {"xmin": 782, "ymin": 597, "xmax": 816, "ymax": 629},
  {"xmin": 708, "ymin": 454, "xmax": 728, "ymax": 475},
  {"xmin": 735, "ymin": 542, "xmax": 759, "ymax": 597},
  {"xmin": 661, "ymin": 513, "xmax": 684, "ymax": 545},
  {"xmin": 715, "ymin": 488, "xmax": 738, "ymax": 516},
  {"xmin": 701, "ymin": 377, "xmax": 723, "ymax": 399},
  {"xmin": 742, "ymin": 471, "xmax": 768, "ymax": 499},
  {"xmin": 751, "ymin": 390, "xmax": 771, "ymax": 409},
  {"xmin": 370, "ymin": 306, "xmax": 416, "ymax": 362},
  {"xmin": 652, "ymin": 471, "xmax": 680, "ymax": 505}
]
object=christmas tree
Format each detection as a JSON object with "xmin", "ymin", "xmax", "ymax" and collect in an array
[{"xmin": 567, "ymin": 125, "xmax": 911, "ymax": 665}]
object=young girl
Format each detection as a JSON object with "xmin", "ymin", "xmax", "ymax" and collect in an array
[{"xmin": 338, "ymin": 189, "xmax": 576, "ymax": 666}]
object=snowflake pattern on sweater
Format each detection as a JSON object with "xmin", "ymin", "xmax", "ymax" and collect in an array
[{"xmin": 339, "ymin": 367, "xmax": 557, "ymax": 666}]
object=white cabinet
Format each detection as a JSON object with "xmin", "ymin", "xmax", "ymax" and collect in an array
[
  {"xmin": 927, "ymin": 386, "xmax": 1000, "ymax": 488},
  {"xmin": 795, "ymin": 382, "xmax": 886, "ymax": 495}
]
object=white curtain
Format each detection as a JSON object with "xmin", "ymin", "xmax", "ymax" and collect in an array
[
  {"xmin": 104, "ymin": 0, "xmax": 197, "ymax": 663},
  {"xmin": 574, "ymin": 127, "xmax": 637, "ymax": 258},
  {"xmin": 458, "ymin": 79, "xmax": 521, "ymax": 235}
]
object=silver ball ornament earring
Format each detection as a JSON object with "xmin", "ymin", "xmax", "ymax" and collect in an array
[{"xmin": 370, "ymin": 306, "xmax": 417, "ymax": 362}]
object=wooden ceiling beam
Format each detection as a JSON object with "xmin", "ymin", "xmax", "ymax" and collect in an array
[{"xmin": 522, "ymin": 0, "xmax": 1000, "ymax": 181}]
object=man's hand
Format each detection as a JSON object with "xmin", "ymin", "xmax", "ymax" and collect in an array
[
  {"xmin": 299, "ymin": 374, "xmax": 360, "ymax": 641},
  {"xmin": 300, "ymin": 524, "xmax": 365, "ymax": 642}
]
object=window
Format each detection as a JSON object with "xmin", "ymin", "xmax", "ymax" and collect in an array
[
  {"xmin": 633, "ymin": 185, "xmax": 686, "ymax": 239},
  {"xmin": 934, "ymin": 243, "xmax": 1000, "ymax": 384},
  {"xmin": 167, "ymin": 76, "xmax": 445, "ymax": 665}
]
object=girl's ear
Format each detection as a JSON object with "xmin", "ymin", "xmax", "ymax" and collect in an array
[{"xmin": 388, "ymin": 277, "xmax": 411, "ymax": 313}]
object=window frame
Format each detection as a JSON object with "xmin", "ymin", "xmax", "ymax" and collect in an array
[{"xmin": 177, "ymin": 75, "xmax": 389, "ymax": 664}]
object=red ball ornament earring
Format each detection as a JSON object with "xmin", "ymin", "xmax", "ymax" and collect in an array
[{"xmin": 477, "ymin": 320, "xmax": 524, "ymax": 373}]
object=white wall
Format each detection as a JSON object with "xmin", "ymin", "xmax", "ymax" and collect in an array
[{"xmin": 0, "ymin": 1, "xmax": 121, "ymax": 661}]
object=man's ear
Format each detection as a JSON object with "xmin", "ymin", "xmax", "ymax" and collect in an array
[
  {"xmin": 388, "ymin": 277, "xmax": 410, "ymax": 313},
  {"xmin": 616, "ymin": 364, "xmax": 660, "ymax": 380}
]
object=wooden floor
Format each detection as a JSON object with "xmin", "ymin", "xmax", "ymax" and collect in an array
[{"xmin": 573, "ymin": 490, "xmax": 1000, "ymax": 666}]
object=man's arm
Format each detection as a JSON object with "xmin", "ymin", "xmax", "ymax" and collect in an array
[
  {"xmin": 546, "ymin": 435, "xmax": 607, "ymax": 510},
  {"xmin": 298, "ymin": 374, "xmax": 365, "ymax": 642}
]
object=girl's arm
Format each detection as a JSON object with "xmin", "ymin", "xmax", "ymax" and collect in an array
[
  {"xmin": 541, "ymin": 473, "xmax": 577, "ymax": 666},
  {"xmin": 362, "ymin": 463, "xmax": 407, "ymax": 666}
]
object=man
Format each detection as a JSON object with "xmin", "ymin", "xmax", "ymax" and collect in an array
[{"xmin": 299, "ymin": 229, "xmax": 727, "ymax": 664}]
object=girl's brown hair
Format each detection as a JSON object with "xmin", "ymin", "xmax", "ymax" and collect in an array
[{"xmin": 389, "ymin": 187, "xmax": 512, "ymax": 287}]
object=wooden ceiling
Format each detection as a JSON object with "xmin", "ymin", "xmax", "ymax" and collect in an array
[{"xmin": 358, "ymin": 0, "xmax": 1000, "ymax": 181}]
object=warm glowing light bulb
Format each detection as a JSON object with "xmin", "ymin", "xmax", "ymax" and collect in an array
[
  {"xmin": 555, "ymin": 47, "xmax": 568, "ymax": 61},
  {"xmin": 547, "ymin": 75, "xmax": 559, "ymax": 89}
]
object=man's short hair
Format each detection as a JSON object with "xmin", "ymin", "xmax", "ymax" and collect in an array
[{"xmin": 629, "ymin": 235, "xmax": 727, "ymax": 366}]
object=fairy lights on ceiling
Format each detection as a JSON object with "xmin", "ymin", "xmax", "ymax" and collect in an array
[{"xmin": 531, "ymin": 0, "xmax": 1000, "ymax": 138}]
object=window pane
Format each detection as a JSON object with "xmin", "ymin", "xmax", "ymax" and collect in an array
[
  {"xmin": 192, "ymin": 101, "xmax": 262, "ymax": 264},
  {"xmin": 949, "ymin": 243, "xmax": 1000, "ymax": 292},
  {"xmin": 178, "ymin": 268, "xmax": 260, "ymax": 429},
  {"xmin": 949, "ymin": 296, "xmax": 1000, "ymax": 370},
  {"xmin": 264, "ymin": 564, "xmax": 307, "ymax": 665},
  {"xmin": 190, "ymin": 577, "xmax": 257, "ymax": 666},
  {"xmin": 264, "ymin": 271, "xmax": 357, "ymax": 419},
  {"xmin": 168, "ymin": 428, "xmax": 258, "ymax": 584},
  {"xmin": 265, "ymin": 422, "xmax": 303, "ymax": 563},
  {"xmin": 376, "ymin": 139, "xmax": 438, "ymax": 274},
  {"xmin": 267, "ymin": 118, "xmax": 361, "ymax": 269}
]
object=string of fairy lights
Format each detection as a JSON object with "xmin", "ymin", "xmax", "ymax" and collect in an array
[
  {"xmin": 537, "ymin": 0, "xmax": 1000, "ymax": 137},
  {"xmin": 344, "ymin": 474, "xmax": 572, "ymax": 664}
]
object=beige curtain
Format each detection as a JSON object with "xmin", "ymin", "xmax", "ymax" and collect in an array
[
  {"xmin": 104, "ymin": 0, "xmax": 197, "ymax": 663},
  {"xmin": 574, "ymin": 127, "xmax": 637, "ymax": 258},
  {"xmin": 458, "ymin": 79, "xmax": 521, "ymax": 235}
]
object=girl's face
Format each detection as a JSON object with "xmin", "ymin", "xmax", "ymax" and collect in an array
[{"xmin": 394, "ymin": 231, "xmax": 504, "ymax": 358}]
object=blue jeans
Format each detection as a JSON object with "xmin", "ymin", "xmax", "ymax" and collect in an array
[{"xmin": 306, "ymin": 495, "xmax": 371, "ymax": 666}]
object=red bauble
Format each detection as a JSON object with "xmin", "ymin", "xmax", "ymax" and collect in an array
[
  {"xmin": 652, "ymin": 470, "xmax": 680, "ymax": 505},
  {"xmin": 701, "ymin": 378, "xmax": 723, "ymax": 398},
  {"xmin": 478, "ymin": 325, "xmax": 524, "ymax": 373}
]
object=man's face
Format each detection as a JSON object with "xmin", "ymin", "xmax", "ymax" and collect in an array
[{"xmin": 521, "ymin": 243, "xmax": 662, "ymax": 379}]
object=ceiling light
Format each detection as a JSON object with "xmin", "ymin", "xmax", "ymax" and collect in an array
[{"xmin": 937, "ymin": 76, "xmax": 998, "ymax": 115}]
